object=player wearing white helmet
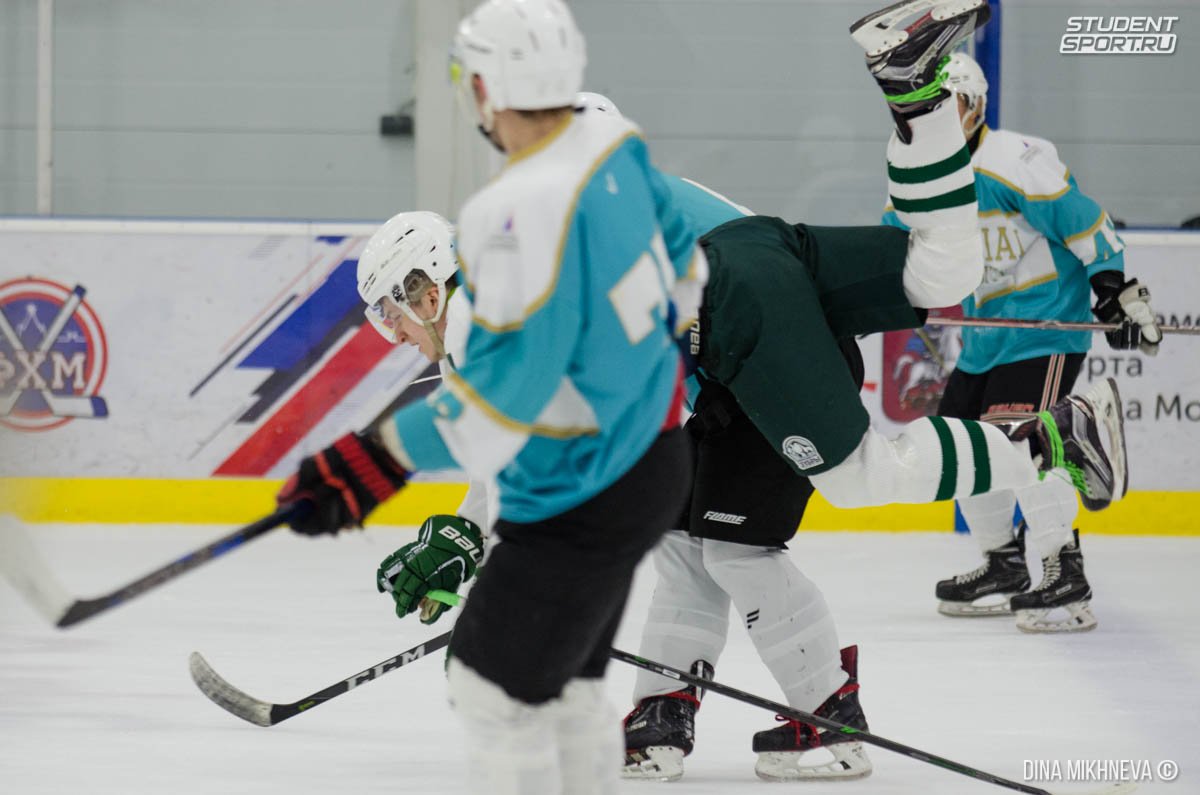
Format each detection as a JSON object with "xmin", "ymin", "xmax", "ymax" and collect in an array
[
  {"xmin": 884, "ymin": 51, "xmax": 1161, "ymax": 632},
  {"xmin": 357, "ymin": 210, "xmax": 459, "ymax": 359},
  {"xmin": 277, "ymin": 1, "xmax": 708, "ymax": 793}
]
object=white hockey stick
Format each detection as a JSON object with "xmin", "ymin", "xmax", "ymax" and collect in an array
[
  {"xmin": 0, "ymin": 514, "xmax": 76, "ymax": 625},
  {"xmin": 925, "ymin": 316, "xmax": 1199, "ymax": 335},
  {"xmin": 0, "ymin": 509, "xmax": 297, "ymax": 628}
]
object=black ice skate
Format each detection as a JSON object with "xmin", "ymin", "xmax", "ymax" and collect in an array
[
  {"xmin": 936, "ymin": 529, "xmax": 1031, "ymax": 617},
  {"xmin": 1011, "ymin": 530, "xmax": 1097, "ymax": 633},
  {"xmin": 850, "ymin": 0, "xmax": 992, "ymax": 142},
  {"xmin": 1022, "ymin": 377, "xmax": 1127, "ymax": 512},
  {"xmin": 622, "ymin": 660, "xmax": 714, "ymax": 781},
  {"xmin": 752, "ymin": 646, "xmax": 872, "ymax": 781}
]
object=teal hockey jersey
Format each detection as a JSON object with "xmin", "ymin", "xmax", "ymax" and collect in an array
[
  {"xmin": 884, "ymin": 125, "xmax": 1124, "ymax": 373},
  {"xmin": 386, "ymin": 108, "xmax": 706, "ymax": 523}
]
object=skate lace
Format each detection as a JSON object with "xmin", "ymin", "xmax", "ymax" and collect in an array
[
  {"xmin": 954, "ymin": 560, "xmax": 990, "ymax": 584},
  {"xmin": 1036, "ymin": 409, "xmax": 1066, "ymax": 471},
  {"xmin": 1063, "ymin": 461, "xmax": 1090, "ymax": 496},
  {"xmin": 1031, "ymin": 555, "xmax": 1062, "ymax": 593},
  {"xmin": 884, "ymin": 55, "xmax": 951, "ymax": 103}
]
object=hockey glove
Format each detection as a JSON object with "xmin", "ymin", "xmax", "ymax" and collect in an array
[
  {"xmin": 1091, "ymin": 271, "xmax": 1162, "ymax": 356},
  {"xmin": 276, "ymin": 431, "xmax": 409, "ymax": 536},
  {"xmin": 376, "ymin": 515, "xmax": 484, "ymax": 624}
]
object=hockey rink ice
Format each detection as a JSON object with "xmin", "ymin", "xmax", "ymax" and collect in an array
[{"xmin": 1, "ymin": 522, "xmax": 1196, "ymax": 794}]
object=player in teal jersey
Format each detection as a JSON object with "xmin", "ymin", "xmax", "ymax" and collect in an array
[
  {"xmin": 274, "ymin": 2, "xmax": 707, "ymax": 793},
  {"xmin": 882, "ymin": 52, "xmax": 1162, "ymax": 632}
]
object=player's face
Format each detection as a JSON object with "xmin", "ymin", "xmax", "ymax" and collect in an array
[{"xmin": 378, "ymin": 292, "xmax": 445, "ymax": 362}]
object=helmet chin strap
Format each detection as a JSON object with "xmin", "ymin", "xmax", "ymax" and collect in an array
[
  {"xmin": 399, "ymin": 293, "xmax": 450, "ymax": 361},
  {"xmin": 475, "ymin": 98, "xmax": 507, "ymax": 154},
  {"xmin": 423, "ymin": 319, "xmax": 448, "ymax": 360},
  {"xmin": 961, "ymin": 96, "xmax": 985, "ymax": 139}
]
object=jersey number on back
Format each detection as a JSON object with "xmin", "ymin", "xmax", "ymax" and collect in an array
[{"xmin": 608, "ymin": 232, "xmax": 674, "ymax": 345}]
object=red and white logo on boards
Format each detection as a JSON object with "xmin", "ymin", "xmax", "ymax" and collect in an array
[{"xmin": 0, "ymin": 278, "xmax": 109, "ymax": 431}]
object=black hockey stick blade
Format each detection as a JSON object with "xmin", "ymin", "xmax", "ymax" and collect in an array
[
  {"xmin": 610, "ymin": 649, "xmax": 1136, "ymax": 795},
  {"xmin": 190, "ymin": 630, "xmax": 452, "ymax": 726},
  {"xmin": 43, "ymin": 507, "xmax": 298, "ymax": 628}
]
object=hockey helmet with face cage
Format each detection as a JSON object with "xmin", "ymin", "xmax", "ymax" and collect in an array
[
  {"xmin": 449, "ymin": 0, "xmax": 586, "ymax": 134},
  {"xmin": 357, "ymin": 211, "xmax": 458, "ymax": 340}
]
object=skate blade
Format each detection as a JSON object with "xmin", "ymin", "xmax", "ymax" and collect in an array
[
  {"xmin": 850, "ymin": 0, "xmax": 986, "ymax": 56},
  {"xmin": 938, "ymin": 597, "xmax": 1014, "ymax": 617},
  {"xmin": 755, "ymin": 743, "xmax": 873, "ymax": 782},
  {"xmin": 623, "ymin": 746, "xmax": 684, "ymax": 781},
  {"xmin": 1098, "ymin": 377, "xmax": 1128, "ymax": 505},
  {"xmin": 1016, "ymin": 602, "xmax": 1097, "ymax": 633}
]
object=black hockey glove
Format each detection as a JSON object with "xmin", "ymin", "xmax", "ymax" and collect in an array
[
  {"xmin": 276, "ymin": 431, "xmax": 409, "ymax": 535},
  {"xmin": 1090, "ymin": 271, "xmax": 1162, "ymax": 356}
]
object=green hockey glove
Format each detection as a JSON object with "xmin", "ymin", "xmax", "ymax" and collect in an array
[{"xmin": 376, "ymin": 515, "xmax": 484, "ymax": 624}]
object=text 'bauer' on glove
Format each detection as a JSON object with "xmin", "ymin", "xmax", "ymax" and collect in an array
[
  {"xmin": 276, "ymin": 431, "xmax": 409, "ymax": 536},
  {"xmin": 1091, "ymin": 270, "xmax": 1163, "ymax": 356},
  {"xmin": 376, "ymin": 515, "xmax": 484, "ymax": 625}
]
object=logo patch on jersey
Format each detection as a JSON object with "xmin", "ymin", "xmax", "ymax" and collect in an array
[
  {"xmin": 782, "ymin": 435, "xmax": 823, "ymax": 470},
  {"xmin": 0, "ymin": 278, "xmax": 109, "ymax": 431},
  {"xmin": 702, "ymin": 510, "xmax": 746, "ymax": 525}
]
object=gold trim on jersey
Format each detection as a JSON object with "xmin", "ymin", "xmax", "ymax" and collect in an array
[
  {"xmin": 974, "ymin": 271, "xmax": 1059, "ymax": 307},
  {"xmin": 1063, "ymin": 211, "xmax": 1108, "ymax": 246},
  {"xmin": 505, "ymin": 112, "xmax": 574, "ymax": 167},
  {"xmin": 472, "ymin": 130, "xmax": 640, "ymax": 335},
  {"xmin": 973, "ymin": 166, "xmax": 1070, "ymax": 202},
  {"xmin": 444, "ymin": 370, "xmax": 599, "ymax": 438}
]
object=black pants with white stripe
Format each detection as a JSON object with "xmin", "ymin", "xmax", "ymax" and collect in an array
[{"xmin": 936, "ymin": 353, "xmax": 1086, "ymax": 424}]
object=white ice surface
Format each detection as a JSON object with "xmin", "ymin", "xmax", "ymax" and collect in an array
[{"xmin": 1, "ymin": 524, "xmax": 1197, "ymax": 794}]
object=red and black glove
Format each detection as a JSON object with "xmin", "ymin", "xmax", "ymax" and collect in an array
[{"xmin": 277, "ymin": 431, "xmax": 409, "ymax": 535}]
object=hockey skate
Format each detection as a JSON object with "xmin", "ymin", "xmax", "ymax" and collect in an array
[
  {"xmin": 752, "ymin": 646, "xmax": 872, "ymax": 782},
  {"xmin": 851, "ymin": 0, "xmax": 992, "ymax": 139},
  {"xmin": 1029, "ymin": 377, "xmax": 1128, "ymax": 511},
  {"xmin": 936, "ymin": 528, "xmax": 1030, "ymax": 616},
  {"xmin": 1011, "ymin": 530, "xmax": 1097, "ymax": 633},
  {"xmin": 623, "ymin": 660, "xmax": 714, "ymax": 782}
]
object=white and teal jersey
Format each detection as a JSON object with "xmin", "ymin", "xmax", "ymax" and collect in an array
[
  {"xmin": 386, "ymin": 108, "xmax": 705, "ymax": 524},
  {"xmin": 884, "ymin": 125, "xmax": 1125, "ymax": 373}
]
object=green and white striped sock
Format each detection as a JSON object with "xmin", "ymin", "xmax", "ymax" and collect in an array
[
  {"xmin": 887, "ymin": 100, "xmax": 977, "ymax": 231},
  {"xmin": 924, "ymin": 416, "xmax": 1038, "ymax": 502}
]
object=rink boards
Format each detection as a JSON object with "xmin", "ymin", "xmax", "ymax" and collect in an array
[{"xmin": 0, "ymin": 220, "xmax": 1196, "ymax": 533}]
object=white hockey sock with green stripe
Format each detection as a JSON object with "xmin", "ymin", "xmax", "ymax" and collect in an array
[
  {"xmin": 811, "ymin": 419, "xmax": 1040, "ymax": 509},
  {"xmin": 887, "ymin": 99, "xmax": 976, "ymax": 229},
  {"xmin": 888, "ymin": 100, "xmax": 983, "ymax": 308}
]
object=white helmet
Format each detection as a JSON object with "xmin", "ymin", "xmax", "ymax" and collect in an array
[
  {"xmin": 943, "ymin": 52, "xmax": 988, "ymax": 137},
  {"xmin": 451, "ymin": 0, "xmax": 586, "ymax": 130},
  {"xmin": 575, "ymin": 91, "xmax": 621, "ymax": 116},
  {"xmin": 357, "ymin": 211, "xmax": 457, "ymax": 340}
]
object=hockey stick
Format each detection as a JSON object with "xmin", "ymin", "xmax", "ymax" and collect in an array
[
  {"xmin": 611, "ymin": 649, "xmax": 1134, "ymax": 795},
  {"xmin": 421, "ymin": 593, "xmax": 1131, "ymax": 795},
  {"xmin": 186, "ymin": 585, "xmax": 1130, "ymax": 795},
  {"xmin": 0, "ymin": 507, "xmax": 299, "ymax": 628},
  {"xmin": 925, "ymin": 316, "xmax": 1199, "ymax": 335},
  {"xmin": 189, "ymin": 628, "xmax": 453, "ymax": 726}
]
